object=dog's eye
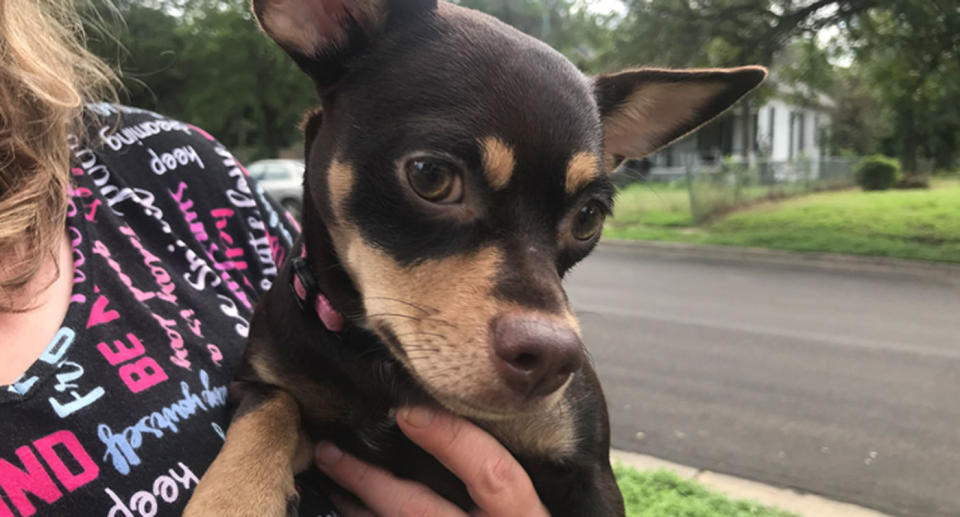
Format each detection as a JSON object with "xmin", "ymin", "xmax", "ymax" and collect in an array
[
  {"xmin": 406, "ymin": 158, "xmax": 463, "ymax": 204},
  {"xmin": 572, "ymin": 202, "xmax": 606, "ymax": 241}
]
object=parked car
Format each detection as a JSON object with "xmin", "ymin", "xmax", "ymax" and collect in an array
[{"xmin": 246, "ymin": 159, "xmax": 305, "ymax": 219}]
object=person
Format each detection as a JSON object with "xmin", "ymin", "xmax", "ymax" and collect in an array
[{"xmin": 0, "ymin": 1, "xmax": 548, "ymax": 516}]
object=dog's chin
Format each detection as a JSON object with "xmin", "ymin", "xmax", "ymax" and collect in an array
[{"xmin": 428, "ymin": 377, "xmax": 572, "ymax": 423}]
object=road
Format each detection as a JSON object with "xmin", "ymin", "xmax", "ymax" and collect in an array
[{"xmin": 566, "ymin": 244, "xmax": 960, "ymax": 517}]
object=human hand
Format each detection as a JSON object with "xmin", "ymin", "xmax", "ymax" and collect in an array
[{"xmin": 315, "ymin": 406, "xmax": 549, "ymax": 517}]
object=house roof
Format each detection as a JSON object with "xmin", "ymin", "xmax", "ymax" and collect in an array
[{"xmin": 769, "ymin": 78, "xmax": 836, "ymax": 110}]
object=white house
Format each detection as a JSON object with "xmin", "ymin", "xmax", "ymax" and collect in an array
[{"xmin": 635, "ymin": 84, "xmax": 834, "ymax": 181}]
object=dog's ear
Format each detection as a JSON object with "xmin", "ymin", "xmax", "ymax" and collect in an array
[
  {"xmin": 253, "ymin": 0, "xmax": 437, "ymax": 87},
  {"xmin": 594, "ymin": 66, "xmax": 767, "ymax": 165}
]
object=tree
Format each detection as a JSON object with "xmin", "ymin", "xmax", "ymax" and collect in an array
[
  {"xmin": 850, "ymin": 1, "xmax": 960, "ymax": 171},
  {"xmin": 600, "ymin": 0, "xmax": 882, "ymax": 160},
  {"xmin": 84, "ymin": 2, "xmax": 188, "ymax": 118},
  {"xmin": 451, "ymin": 0, "xmax": 615, "ymax": 72},
  {"xmin": 86, "ymin": 0, "xmax": 315, "ymax": 161},
  {"xmin": 828, "ymin": 66, "xmax": 888, "ymax": 157},
  {"xmin": 175, "ymin": 0, "xmax": 315, "ymax": 159},
  {"xmin": 83, "ymin": 0, "xmax": 959, "ymax": 169}
]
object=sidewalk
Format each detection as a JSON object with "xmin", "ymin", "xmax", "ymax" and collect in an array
[
  {"xmin": 601, "ymin": 240, "xmax": 960, "ymax": 285},
  {"xmin": 611, "ymin": 449, "xmax": 892, "ymax": 517}
]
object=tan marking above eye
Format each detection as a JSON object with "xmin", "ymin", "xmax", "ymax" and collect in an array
[
  {"xmin": 565, "ymin": 152, "xmax": 602, "ymax": 196},
  {"xmin": 480, "ymin": 137, "xmax": 516, "ymax": 191},
  {"xmin": 327, "ymin": 159, "xmax": 355, "ymax": 220}
]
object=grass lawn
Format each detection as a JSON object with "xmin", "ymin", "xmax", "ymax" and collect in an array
[
  {"xmin": 614, "ymin": 465, "xmax": 798, "ymax": 517},
  {"xmin": 605, "ymin": 179, "xmax": 960, "ymax": 263}
]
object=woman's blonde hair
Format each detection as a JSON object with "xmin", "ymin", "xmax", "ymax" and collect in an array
[{"xmin": 0, "ymin": 0, "xmax": 116, "ymax": 310}]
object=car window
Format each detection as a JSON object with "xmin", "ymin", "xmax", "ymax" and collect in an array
[
  {"xmin": 248, "ymin": 163, "xmax": 295, "ymax": 181},
  {"xmin": 262, "ymin": 167, "xmax": 287, "ymax": 180},
  {"xmin": 247, "ymin": 165, "xmax": 267, "ymax": 180}
]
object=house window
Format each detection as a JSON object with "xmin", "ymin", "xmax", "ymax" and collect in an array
[
  {"xmin": 797, "ymin": 112, "xmax": 806, "ymax": 152},
  {"xmin": 768, "ymin": 107, "xmax": 776, "ymax": 150},
  {"xmin": 813, "ymin": 115, "xmax": 819, "ymax": 147}
]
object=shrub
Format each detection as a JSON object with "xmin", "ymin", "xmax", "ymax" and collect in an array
[{"xmin": 855, "ymin": 155, "xmax": 902, "ymax": 191}]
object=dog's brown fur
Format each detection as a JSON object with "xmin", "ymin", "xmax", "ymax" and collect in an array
[{"xmin": 185, "ymin": 1, "xmax": 765, "ymax": 515}]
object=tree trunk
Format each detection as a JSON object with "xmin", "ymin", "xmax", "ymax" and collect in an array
[{"xmin": 900, "ymin": 107, "xmax": 919, "ymax": 173}]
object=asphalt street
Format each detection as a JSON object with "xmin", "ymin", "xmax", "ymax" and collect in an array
[{"xmin": 566, "ymin": 243, "xmax": 960, "ymax": 517}]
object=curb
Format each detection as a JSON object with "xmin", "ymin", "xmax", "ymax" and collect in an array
[
  {"xmin": 599, "ymin": 240, "xmax": 960, "ymax": 284},
  {"xmin": 611, "ymin": 449, "xmax": 893, "ymax": 517}
]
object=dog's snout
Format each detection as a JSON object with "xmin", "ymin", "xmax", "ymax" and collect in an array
[{"xmin": 491, "ymin": 314, "xmax": 583, "ymax": 399}]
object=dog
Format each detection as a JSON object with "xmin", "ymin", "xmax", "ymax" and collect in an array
[{"xmin": 184, "ymin": 1, "xmax": 765, "ymax": 515}]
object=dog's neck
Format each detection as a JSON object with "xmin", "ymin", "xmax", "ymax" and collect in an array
[{"xmin": 299, "ymin": 186, "xmax": 365, "ymax": 324}]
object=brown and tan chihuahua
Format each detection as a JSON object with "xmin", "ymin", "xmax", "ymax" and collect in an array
[{"xmin": 184, "ymin": 1, "xmax": 765, "ymax": 515}]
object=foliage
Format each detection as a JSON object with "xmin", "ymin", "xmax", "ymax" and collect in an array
[
  {"xmin": 614, "ymin": 466, "xmax": 798, "ymax": 517},
  {"xmin": 450, "ymin": 0, "xmax": 614, "ymax": 72},
  {"xmin": 828, "ymin": 66, "xmax": 889, "ymax": 157},
  {"xmin": 605, "ymin": 180, "xmax": 960, "ymax": 263},
  {"xmin": 849, "ymin": 1, "xmax": 960, "ymax": 172},
  {"xmin": 855, "ymin": 155, "xmax": 902, "ymax": 191},
  {"xmin": 602, "ymin": 0, "xmax": 871, "ymax": 69},
  {"xmin": 80, "ymin": 0, "xmax": 959, "ymax": 170},
  {"xmin": 600, "ymin": 0, "xmax": 960, "ymax": 170},
  {"xmin": 85, "ymin": 0, "xmax": 315, "ymax": 162}
]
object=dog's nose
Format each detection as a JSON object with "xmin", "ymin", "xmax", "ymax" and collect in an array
[{"xmin": 491, "ymin": 314, "xmax": 583, "ymax": 399}]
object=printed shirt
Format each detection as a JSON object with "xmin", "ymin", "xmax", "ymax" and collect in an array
[{"xmin": 0, "ymin": 105, "xmax": 336, "ymax": 517}]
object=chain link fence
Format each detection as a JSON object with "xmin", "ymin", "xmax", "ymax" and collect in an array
[{"xmin": 619, "ymin": 157, "xmax": 859, "ymax": 223}]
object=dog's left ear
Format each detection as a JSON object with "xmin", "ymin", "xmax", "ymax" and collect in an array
[
  {"xmin": 253, "ymin": 0, "xmax": 437, "ymax": 88},
  {"xmin": 595, "ymin": 66, "xmax": 767, "ymax": 165}
]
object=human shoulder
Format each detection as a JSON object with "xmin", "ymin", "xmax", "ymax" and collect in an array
[
  {"xmin": 83, "ymin": 103, "xmax": 233, "ymax": 179},
  {"xmin": 76, "ymin": 103, "xmax": 264, "ymax": 217},
  {"xmin": 72, "ymin": 103, "xmax": 298, "ymax": 277}
]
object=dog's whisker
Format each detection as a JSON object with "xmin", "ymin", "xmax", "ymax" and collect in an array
[
  {"xmin": 367, "ymin": 313, "xmax": 459, "ymax": 329},
  {"xmin": 366, "ymin": 312, "xmax": 424, "ymax": 322},
  {"xmin": 392, "ymin": 331, "xmax": 448, "ymax": 341},
  {"xmin": 365, "ymin": 297, "xmax": 437, "ymax": 314}
]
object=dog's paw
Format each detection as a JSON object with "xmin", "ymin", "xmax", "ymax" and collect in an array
[
  {"xmin": 182, "ymin": 449, "xmax": 300, "ymax": 517},
  {"xmin": 183, "ymin": 478, "xmax": 298, "ymax": 517}
]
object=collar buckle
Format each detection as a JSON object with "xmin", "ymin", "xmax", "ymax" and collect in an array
[
  {"xmin": 290, "ymin": 256, "xmax": 318, "ymax": 313},
  {"xmin": 289, "ymin": 253, "xmax": 346, "ymax": 333}
]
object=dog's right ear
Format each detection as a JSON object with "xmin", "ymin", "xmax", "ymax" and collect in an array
[{"xmin": 253, "ymin": 0, "xmax": 437, "ymax": 87}]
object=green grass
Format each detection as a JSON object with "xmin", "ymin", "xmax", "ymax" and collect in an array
[
  {"xmin": 605, "ymin": 180, "xmax": 960, "ymax": 263},
  {"xmin": 614, "ymin": 465, "xmax": 798, "ymax": 517}
]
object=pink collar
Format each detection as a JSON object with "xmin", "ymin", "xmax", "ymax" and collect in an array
[{"xmin": 290, "ymin": 249, "xmax": 345, "ymax": 333}]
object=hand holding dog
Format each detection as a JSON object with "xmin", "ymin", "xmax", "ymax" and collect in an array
[{"xmin": 317, "ymin": 407, "xmax": 550, "ymax": 517}]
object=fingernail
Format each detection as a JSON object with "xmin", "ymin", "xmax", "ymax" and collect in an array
[
  {"xmin": 316, "ymin": 442, "xmax": 344, "ymax": 467},
  {"xmin": 400, "ymin": 406, "xmax": 434, "ymax": 428}
]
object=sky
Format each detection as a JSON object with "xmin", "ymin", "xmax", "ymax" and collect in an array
[{"xmin": 585, "ymin": 0, "xmax": 626, "ymax": 15}]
